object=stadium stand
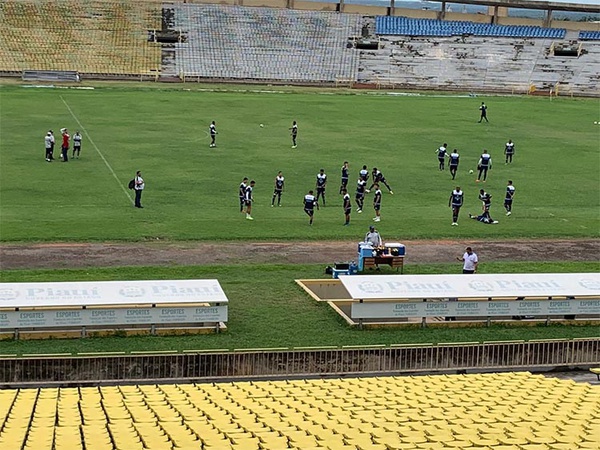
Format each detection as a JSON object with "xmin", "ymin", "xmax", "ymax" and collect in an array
[
  {"xmin": 376, "ymin": 16, "xmax": 566, "ymax": 39},
  {"xmin": 0, "ymin": 372, "xmax": 598, "ymax": 449},
  {"xmin": 0, "ymin": 0, "xmax": 161, "ymax": 76},
  {"xmin": 580, "ymin": 31, "xmax": 600, "ymax": 41},
  {"xmin": 170, "ymin": 4, "xmax": 361, "ymax": 83},
  {"xmin": 358, "ymin": 33, "xmax": 600, "ymax": 95}
]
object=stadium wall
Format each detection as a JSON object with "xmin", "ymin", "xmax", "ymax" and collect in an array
[{"xmin": 1, "ymin": 339, "xmax": 598, "ymax": 387}]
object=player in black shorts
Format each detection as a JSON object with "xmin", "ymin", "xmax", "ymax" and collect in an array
[
  {"xmin": 239, "ymin": 177, "xmax": 248, "ymax": 213},
  {"xmin": 342, "ymin": 188, "xmax": 351, "ymax": 226},
  {"xmin": 448, "ymin": 149, "xmax": 460, "ymax": 180},
  {"xmin": 369, "ymin": 168, "xmax": 393, "ymax": 194},
  {"xmin": 504, "ymin": 140, "xmax": 515, "ymax": 164},
  {"xmin": 355, "ymin": 178, "xmax": 366, "ymax": 213},
  {"xmin": 303, "ymin": 190, "xmax": 319, "ymax": 225},
  {"xmin": 289, "ymin": 121, "xmax": 298, "ymax": 148},
  {"xmin": 436, "ymin": 144, "xmax": 448, "ymax": 171},
  {"xmin": 340, "ymin": 161, "xmax": 349, "ymax": 194},
  {"xmin": 271, "ymin": 171, "xmax": 285, "ymax": 207},
  {"xmin": 315, "ymin": 169, "xmax": 327, "ymax": 206}
]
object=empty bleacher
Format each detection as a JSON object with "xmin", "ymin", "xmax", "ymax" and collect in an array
[
  {"xmin": 376, "ymin": 16, "xmax": 566, "ymax": 39},
  {"xmin": 357, "ymin": 34, "xmax": 600, "ymax": 96},
  {"xmin": 171, "ymin": 4, "xmax": 361, "ymax": 83},
  {"xmin": 580, "ymin": 31, "xmax": 600, "ymax": 41},
  {"xmin": 0, "ymin": 0, "xmax": 161, "ymax": 76},
  {"xmin": 0, "ymin": 372, "xmax": 598, "ymax": 449}
]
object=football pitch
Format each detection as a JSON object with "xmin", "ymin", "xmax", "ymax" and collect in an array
[{"xmin": 1, "ymin": 83, "xmax": 599, "ymax": 243}]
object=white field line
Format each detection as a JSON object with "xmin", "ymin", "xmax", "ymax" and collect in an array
[{"xmin": 60, "ymin": 96, "xmax": 133, "ymax": 205}]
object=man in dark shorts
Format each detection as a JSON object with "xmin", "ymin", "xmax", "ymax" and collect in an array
[
  {"xmin": 271, "ymin": 171, "xmax": 285, "ymax": 207},
  {"xmin": 355, "ymin": 177, "xmax": 366, "ymax": 213},
  {"xmin": 448, "ymin": 149, "xmax": 460, "ymax": 180},
  {"xmin": 436, "ymin": 143, "xmax": 448, "ymax": 171},
  {"xmin": 239, "ymin": 177, "xmax": 248, "ymax": 213},
  {"xmin": 209, "ymin": 121, "xmax": 217, "ymax": 148},
  {"xmin": 478, "ymin": 102, "xmax": 488, "ymax": 123},
  {"xmin": 369, "ymin": 167, "xmax": 393, "ymax": 194},
  {"xmin": 303, "ymin": 190, "xmax": 319, "ymax": 225},
  {"xmin": 504, "ymin": 140, "xmax": 515, "ymax": 164},
  {"xmin": 504, "ymin": 180, "xmax": 515, "ymax": 216},
  {"xmin": 315, "ymin": 168, "xmax": 327, "ymax": 206},
  {"xmin": 340, "ymin": 161, "xmax": 349, "ymax": 194},
  {"xmin": 289, "ymin": 121, "xmax": 298, "ymax": 148},
  {"xmin": 448, "ymin": 186, "xmax": 463, "ymax": 226},
  {"xmin": 342, "ymin": 188, "xmax": 351, "ymax": 226}
]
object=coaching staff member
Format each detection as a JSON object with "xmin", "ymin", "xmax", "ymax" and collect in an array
[{"xmin": 134, "ymin": 170, "xmax": 144, "ymax": 208}]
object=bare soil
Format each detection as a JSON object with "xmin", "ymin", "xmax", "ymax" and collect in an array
[{"xmin": 1, "ymin": 239, "xmax": 598, "ymax": 270}]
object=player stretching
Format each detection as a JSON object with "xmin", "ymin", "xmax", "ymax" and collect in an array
[
  {"xmin": 355, "ymin": 177, "xmax": 366, "ymax": 213},
  {"xmin": 372, "ymin": 184, "xmax": 382, "ymax": 222},
  {"xmin": 271, "ymin": 171, "xmax": 285, "ymax": 207},
  {"xmin": 342, "ymin": 188, "xmax": 351, "ymax": 226},
  {"xmin": 476, "ymin": 150, "xmax": 492, "ymax": 182},
  {"xmin": 436, "ymin": 143, "xmax": 448, "ymax": 171},
  {"xmin": 504, "ymin": 180, "xmax": 515, "ymax": 216},
  {"xmin": 369, "ymin": 168, "xmax": 393, "ymax": 194},
  {"xmin": 244, "ymin": 180, "xmax": 255, "ymax": 220},
  {"xmin": 209, "ymin": 121, "xmax": 217, "ymax": 148},
  {"xmin": 504, "ymin": 140, "xmax": 515, "ymax": 164},
  {"xmin": 449, "ymin": 149, "xmax": 460, "ymax": 180},
  {"xmin": 449, "ymin": 186, "xmax": 464, "ymax": 226},
  {"xmin": 340, "ymin": 161, "xmax": 349, "ymax": 194},
  {"xmin": 239, "ymin": 177, "xmax": 248, "ymax": 213},
  {"xmin": 315, "ymin": 169, "xmax": 327, "ymax": 206},
  {"xmin": 289, "ymin": 121, "xmax": 298, "ymax": 148},
  {"xmin": 478, "ymin": 189, "xmax": 492, "ymax": 213},
  {"xmin": 304, "ymin": 190, "xmax": 319, "ymax": 225}
]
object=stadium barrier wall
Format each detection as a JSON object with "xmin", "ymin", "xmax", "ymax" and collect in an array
[{"xmin": 0, "ymin": 338, "xmax": 598, "ymax": 387}]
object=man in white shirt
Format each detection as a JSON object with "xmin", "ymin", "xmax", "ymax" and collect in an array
[
  {"xmin": 44, "ymin": 131, "xmax": 53, "ymax": 162},
  {"xmin": 134, "ymin": 170, "xmax": 144, "ymax": 208},
  {"xmin": 458, "ymin": 247, "xmax": 478, "ymax": 274},
  {"xmin": 364, "ymin": 225, "xmax": 382, "ymax": 248}
]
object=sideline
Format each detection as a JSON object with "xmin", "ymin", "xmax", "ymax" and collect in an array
[{"xmin": 60, "ymin": 95, "xmax": 134, "ymax": 205}]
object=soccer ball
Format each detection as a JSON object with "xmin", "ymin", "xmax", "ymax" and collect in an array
[
  {"xmin": 259, "ymin": 124, "xmax": 264, "ymax": 127},
  {"xmin": 469, "ymin": 169, "xmax": 474, "ymax": 174}
]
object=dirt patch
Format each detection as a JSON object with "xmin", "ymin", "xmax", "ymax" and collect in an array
[{"xmin": 1, "ymin": 239, "xmax": 598, "ymax": 270}]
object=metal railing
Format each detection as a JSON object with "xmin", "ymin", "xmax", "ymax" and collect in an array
[{"xmin": 0, "ymin": 338, "xmax": 598, "ymax": 387}]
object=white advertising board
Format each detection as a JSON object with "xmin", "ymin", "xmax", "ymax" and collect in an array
[
  {"xmin": 0, "ymin": 280, "xmax": 229, "ymax": 308},
  {"xmin": 339, "ymin": 273, "xmax": 600, "ymax": 300},
  {"xmin": 0, "ymin": 305, "xmax": 228, "ymax": 329},
  {"xmin": 351, "ymin": 299, "xmax": 600, "ymax": 319}
]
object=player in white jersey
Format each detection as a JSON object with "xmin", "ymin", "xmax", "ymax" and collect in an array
[
  {"xmin": 72, "ymin": 131, "xmax": 82, "ymax": 158},
  {"xmin": 44, "ymin": 131, "xmax": 53, "ymax": 162},
  {"xmin": 372, "ymin": 184, "xmax": 382, "ymax": 222}
]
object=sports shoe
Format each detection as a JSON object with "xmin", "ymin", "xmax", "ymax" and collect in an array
[
  {"xmin": 271, "ymin": 204, "xmax": 274, "ymax": 207},
  {"xmin": 365, "ymin": 189, "xmax": 370, "ymax": 194},
  {"xmin": 451, "ymin": 222, "xmax": 458, "ymax": 226},
  {"xmin": 469, "ymin": 214, "xmax": 474, "ymax": 219},
  {"xmin": 292, "ymin": 145, "xmax": 297, "ymax": 149},
  {"xmin": 389, "ymin": 191, "xmax": 394, "ymax": 195},
  {"xmin": 476, "ymin": 179, "xmax": 480, "ymax": 183},
  {"xmin": 492, "ymin": 220, "xmax": 499, "ymax": 224},
  {"xmin": 344, "ymin": 223, "xmax": 349, "ymax": 226},
  {"xmin": 506, "ymin": 211, "xmax": 511, "ymax": 216},
  {"xmin": 374, "ymin": 217, "xmax": 380, "ymax": 222},
  {"xmin": 246, "ymin": 215, "xmax": 253, "ymax": 220},
  {"xmin": 357, "ymin": 209, "xmax": 362, "ymax": 214}
]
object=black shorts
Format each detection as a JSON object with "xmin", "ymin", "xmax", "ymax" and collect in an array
[
  {"xmin": 344, "ymin": 207, "xmax": 351, "ymax": 215},
  {"xmin": 355, "ymin": 193, "xmax": 364, "ymax": 200},
  {"xmin": 304, "ymin": 208, "xmax": 314, "ymax": 216},
  {"xmin": 374, "ymin": 204, "xmax": 381, "ymax": 211},
  {"xmin": 317, "ymin": 187, "xmax": 325, "ymax": 193},
  {"xmin": 450, "ymin": 165, "xmax": 458, "ymax": 170},
  {"xmin": 273, "ymin": 189, "xmax": 282, "ymax": 194},
  {"xmin": 244, "ymin": 200, "xmax": 252, "ymax": 206},
  {"xmin": 504, "ymin": 199, "xmax": 513, "ymax": 205}
]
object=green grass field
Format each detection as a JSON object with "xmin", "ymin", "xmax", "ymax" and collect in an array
[
  {"xmin": 0, "ymin": 261, "xmax": 598, "ymax": 355},
  {"xmin": 1, "ymin": 83, "xmax": 599, "ymax": 242}
]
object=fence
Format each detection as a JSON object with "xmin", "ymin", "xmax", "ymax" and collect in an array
[{"xmin": 0, "ymin": 338, "xmax": 598, "ymax": 387}]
